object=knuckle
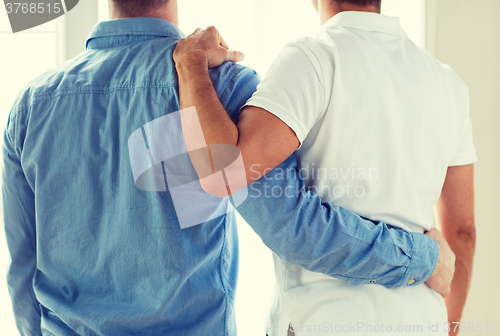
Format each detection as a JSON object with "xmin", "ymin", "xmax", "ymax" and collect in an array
[{"xmin": 207, "ymin": 26, "xmax": 218, "ymax": 34}]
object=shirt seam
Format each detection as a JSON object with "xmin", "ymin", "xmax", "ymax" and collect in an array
[
  {"xmin": 244, "ymin": 96, "xmax": 307, "ymax": 144},
  {"xmin": 87, "ymin": 36, "xmax": 173, "ymax": 50},
  {"xmin": 218, "ymin": 217, "xmax": 229, "ymax": 336},
  {"xmin": 397, "ymin": 232, "xmax": 418, "ymax": 287},
  {"xmin": 5, "ymin": 111, "xmax": 18, "ymax": 147},
  {"xmin": 218, "ymin": 66, "xmax": 255, "ymax": 100},
  {"xmin": 339, "ymin": 274, "xmax": 403, "ymax": 281},
  {"xmin": 9, "ymin": 83, "xmax": 178, "ymax": 118},
  {"xmin": 90, "ymin": 30, "xmax": 180, "ymax": 38},
  {"xmin": 289, "ymin": 41, "xmax": 328, "ymax": 117}
]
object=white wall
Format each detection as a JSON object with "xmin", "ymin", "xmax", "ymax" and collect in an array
[
  {"xmin": 427, "ymin": 0, "xmax": 500, "ymax": 332},
  {"xmin": 60, "ymin": 0, "xmax": 99, "ymax": 60}
]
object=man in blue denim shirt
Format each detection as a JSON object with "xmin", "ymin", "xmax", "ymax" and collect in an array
[{"xmin": 2, "ymin": 0, "xmax": 453, "ymax": 335}]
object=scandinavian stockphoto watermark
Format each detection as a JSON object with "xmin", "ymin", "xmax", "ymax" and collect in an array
[
  {"xmin": 128, "ymin": 107, "xmax": 379, "ymax": 228},
  {"xmin": 247, "ymin": 163, "xmax": 379, "ymax": 200},
  {"xmin": 3, "ymin": 0, "xmax": 79, "ymax": 33},
  {"xmin": 128, "ymin": 107, "xmax": 248, "ymax": 229}
]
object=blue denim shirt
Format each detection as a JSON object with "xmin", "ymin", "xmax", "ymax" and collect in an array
[{"xmin": 2, "ymin": 18, "xmax": 438, "ymax": 336}]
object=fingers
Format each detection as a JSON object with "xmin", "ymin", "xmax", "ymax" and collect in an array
[
  {"xmin": 425, "ymin": 228, "xmax": 439, "ymax": 234},
  {"xmin": 187, "ymin": 28, "xmax": 202, "ymax": 39},
  {"xmin": 179, "ymin": 26, "xmax": 245, "ymax": 68},
  {"xmin": 207, "ymin": 26, "xmax": 229, "ymax": 50},
  {"xmin": 206, "ymin": 49, "xmax": 245, "ymax": 68},
  {"xmin": 424, "ymin": 227, "xmax": 455, "ymax": 297},
  {"xmin": 424, "ymin": 227, "xmax": 443, "ymax": 239},
  {"xmin": 225, "ymin": 49, "xmax": 245, "ymax": 63},
  {"xmin": 202, "ymin": 26, "xmax": 245, "ymax": 66},
  {"xmin": 206, "ymin": 25, "xmax": 219, "ymax": 37}
]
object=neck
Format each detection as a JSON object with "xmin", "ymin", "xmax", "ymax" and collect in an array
[
  {"xmin": 109, "ymin": 0, "xmax": 179, "ymax": 26},
  {"xmin": 318, "ymin": 2, "xmax": 380, "ymax": 25}
]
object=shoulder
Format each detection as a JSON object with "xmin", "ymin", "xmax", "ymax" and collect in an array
[
  {"xmin": 10, "ymin": 65, "xmax": 66, "ymax": 115},
  {"xmin": 282, "ymin": 37, "xmax": 326, "ymax": 64},
  {"xmin": 440, "ymin": 63, "xmax": 469, "ymax": 95},
  {"xmin": 9, "ymin": 49, "xmax": 100, "ymax": 118},
  {"xmin": 272, "ymin": 36, "xmax": 335, "ymax": 90},
  {"xmin": 4, "ymin": 64, "xmax": 56, "ymax": 146},
  {"xmin": 409, "ymin": 44, "xmax": 469, "ymax": 96},
  {"xmin": 209, "ymin": 62, "xmax": 260, "ymax": 118},
  {"xmin": 6, "ymin": 59, "xmax": 72, "ymax": 143},
  {"xmin": 209, "ymin": 62, "xmax": 260, "ymax": 97},
  {"xmin": 425, "ymin": 52, "xmax": 469, "ymax": 104}
]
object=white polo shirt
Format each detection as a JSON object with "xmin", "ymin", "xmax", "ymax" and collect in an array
[{"xmin": 244, "ymin": 11, "xmax": 477, "ymax": 336}]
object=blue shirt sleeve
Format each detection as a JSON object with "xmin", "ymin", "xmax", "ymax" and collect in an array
[
  {"xmin": 2, "ymin": 109, "xmax": 42, "ymax": 336},
  {"xmin": 218, "ymin": 63, "xmax": 438, "ymax": 287},
  {"xmin": 209, "ymin": 62, "xmax": 260, "ymax": 123}
]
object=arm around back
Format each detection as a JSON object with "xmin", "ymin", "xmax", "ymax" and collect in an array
[{"xmin": 234, "ymin": 154, "xmax": 440, "ymax": 288}]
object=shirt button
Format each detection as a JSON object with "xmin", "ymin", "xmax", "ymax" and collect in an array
[
  {"xmin": 408, "ymin": 279, "xmax": 416, "ymax": 285},
  {"xmin": 370, "ymin": 280, "xmax": 376, "ymax": 283}
]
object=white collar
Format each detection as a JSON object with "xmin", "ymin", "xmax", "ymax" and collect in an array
[{"xmin": 323, "ymin": 11, "xmax": 407, "ymax": 37}]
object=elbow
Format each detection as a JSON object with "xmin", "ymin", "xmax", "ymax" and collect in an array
[
  {"xmin": 198, "ymin": 148, "xmax": 249, "ymax": 197},
  {"xmin": 445, "ymin": 219, "xmax": 476, "ymax": 243},
  {"xmin": 459, "ymin": 222, "xmax": 476, "ymax": 242},
  {"xmin": 199, "ymin": 177, "xmax": 248, "ymax": 197},
  {"xmin": 199, "ymin": 178, "xmax": 233, "ymax": 198}
]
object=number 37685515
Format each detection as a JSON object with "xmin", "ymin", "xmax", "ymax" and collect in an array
[{"xmin": 5, "ymin": 3, "xmax": 62, "ymax": 14}]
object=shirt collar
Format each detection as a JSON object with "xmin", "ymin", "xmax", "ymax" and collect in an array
[
  {"xmin": 323, "ymin": 11, "xmax": 407, "ymax": 37},
  {"xmin": 86, "ymin": 17, "xmax": 185, "ymax": 49}
]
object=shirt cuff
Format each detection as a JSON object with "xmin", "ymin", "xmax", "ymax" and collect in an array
[
  {"xmin": 449, "ymin": 152, "xmax": 478, "ymax": 166},
  {"xmin": 243, "ymin": 97, "xmax": 307, "ymax": 148},
  {"xmin": 399, "ymin": 232, "xmax": 439, "ymax": 287}
]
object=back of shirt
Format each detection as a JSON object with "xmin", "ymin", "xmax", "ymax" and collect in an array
[
  {"xmin": 247, "ymin": 11, "xmax": 477, "ymax": 233},
  {"xmin": 3, "ymin": 18, "xmax": 259, "ymax": 336},
  {"xmin": 245, "ymin": 11, "xmax": 476, "ymax": 335}
]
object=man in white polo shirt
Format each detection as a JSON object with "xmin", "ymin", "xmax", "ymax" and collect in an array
[{"xmin": 173, "ymin": 0, "xmax": 476, "ymax": 335}]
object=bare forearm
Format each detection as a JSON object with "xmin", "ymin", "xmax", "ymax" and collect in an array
[
  {"xmin": 176, "ymin": 61, "xmax": 238, "ymax": 146},
  {"xmin": 434, "ymin": 164, "xmax": 475, "ymax": 335},
  {"xmin": 430, "ymin": 165, "xmax": 475, "ymax": 336},
  {"xmin": 443, "ymin": 226, "xmax": 476, "ymax": 330}
]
